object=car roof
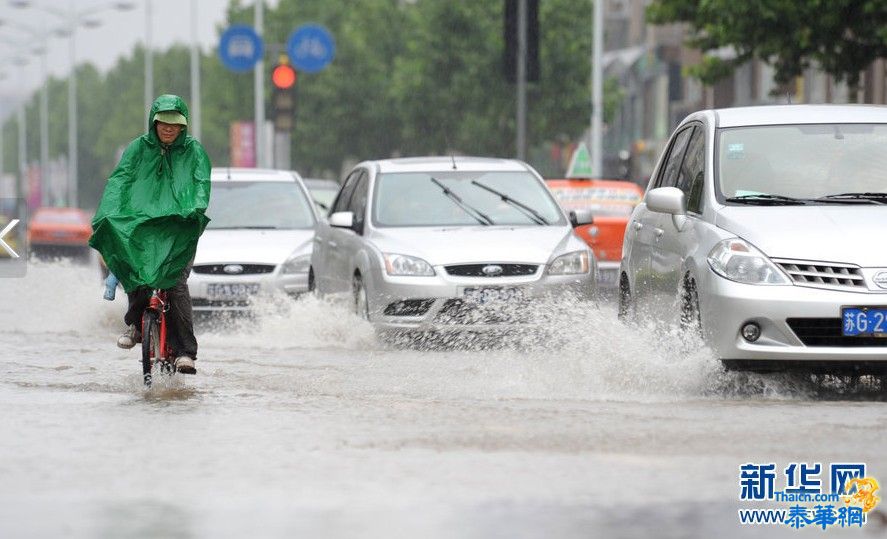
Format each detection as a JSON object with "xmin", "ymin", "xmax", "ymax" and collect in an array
[
  {"xmin": 546, "ymin": 178, "xmax": 643, "ymax": 191},
  {"xmin": 210, "ymin": 168, "xmax": 302, "ymax": 182},
  {"xmin": 712, "ymin": 104, "xmax": 887, "ymax": 128},
  {"xmin": 369, "ymin": 156, "xmax": 530, "ymax": 174}
]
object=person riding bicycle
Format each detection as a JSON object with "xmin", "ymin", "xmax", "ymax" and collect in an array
[{"xmin": 89, "ymin": 94, "xmax": 211, "ymax": 374}]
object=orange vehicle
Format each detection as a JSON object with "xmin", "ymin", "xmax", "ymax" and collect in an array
[
  {"xmin": 28, "ymin": 207, "xmax": 93, "ymax": 261},
  {"xmin": 546, "ymin": 178, "xmax": 644, "ymax": 289}
]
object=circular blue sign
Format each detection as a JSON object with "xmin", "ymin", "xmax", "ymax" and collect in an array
[
  {"xmin": 219, "ymin": 25, "xmax": 264, "ymax": 73},
  {"xmin": 286, "ymin": 24, "xmax": 336, "ymax": 73}
]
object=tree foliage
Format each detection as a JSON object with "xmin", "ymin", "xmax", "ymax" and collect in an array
[
  {"xmin": 646, "ymin": 0, "xmax": 887, "ymax": 88},
  {"xmin": 4, "ymin": 0, "xmax": 613, "ymax": 208}
]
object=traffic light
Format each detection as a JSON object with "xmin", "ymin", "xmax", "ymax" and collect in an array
[
  {"xmin": 271, "ymin": 56, "xmax": 297, "ymax": 131},
  {"xmin": 504, "ymin": 0, "xmax": 539, "ymax": 83}
]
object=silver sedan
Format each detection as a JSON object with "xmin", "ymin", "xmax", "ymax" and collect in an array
[
  {"xmin": 310, "ymin": 157, "xmax": 597, "ymax": 331},
  {"xmin": 619, "ymin": 105, "xmax": 887, "ymax": 374}
]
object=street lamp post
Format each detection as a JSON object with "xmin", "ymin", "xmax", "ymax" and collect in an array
[
  {"xmin": 2, "ymin": 24, "xmax": 53, "ymax": 206},
  {"xmin": 11, "ymin": 1, "xmax": 136, "ymax": 208}
]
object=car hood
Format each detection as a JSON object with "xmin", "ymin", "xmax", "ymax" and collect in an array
[
  {"xmin": 369, "ymin": 226, "xmax": 581, "ymax": 265},
  {"xmin": 715, "ymin": 206, "xmax": 887, "ymax": 266},
  {"xmin": 195, "ymin": 229, "xmax": 313, "ymax": 265}
]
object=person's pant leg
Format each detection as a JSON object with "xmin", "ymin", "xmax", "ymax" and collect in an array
[
  {"xmin": 124, "ymin": 288, "xmax": 152, "ymax": 328},
  {"xmin": 166, "ymin": 261, "xmax": 198, "ymax": 360}
]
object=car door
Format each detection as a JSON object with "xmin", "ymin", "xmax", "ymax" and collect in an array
[
  {"xmin": 326, "ymin": 169, "xmax": 367, "ymax": 293},
  {"xmin": 315, "ymin": 170, "xmax": 360, "ymax": 293},
  {"xmin": 650, "ymin": 124, "xmax": 706, "ymax": 320},
  {"xmin": 627, "ymin": 125, "xmax": 694, "ymax": 305}
]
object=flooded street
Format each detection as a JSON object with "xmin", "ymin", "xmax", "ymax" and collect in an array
[{"xmin": 2, "ymin": 262, "xmax": 886, "ymax": 538}]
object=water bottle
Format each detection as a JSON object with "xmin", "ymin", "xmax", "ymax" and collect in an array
[{"xmin": 103, "ymin": 273, "xmax": 119, "ymax": 301}]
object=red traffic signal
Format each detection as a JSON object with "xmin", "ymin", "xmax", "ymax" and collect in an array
[{"xmin": 272, "ymin": 64, "xmax": 297, "ymax": 89}]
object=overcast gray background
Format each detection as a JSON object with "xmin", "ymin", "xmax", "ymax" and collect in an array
[{"xmin": 0, "ymin": 0, "xmax": 280, "ymax": 110}]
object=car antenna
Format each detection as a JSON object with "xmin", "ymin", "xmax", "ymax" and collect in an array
[{"xmin": 444, "ymin": 133, "xmax": 457, "ymax": 170}]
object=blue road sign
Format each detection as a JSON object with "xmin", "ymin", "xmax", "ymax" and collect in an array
[
  {"xmin": 219, "ymin": 25, "xmax": 264, "ymax": 73},
  {"xmin": 286, "ymin": 24, "xmax": 335, "ymax": 73}
]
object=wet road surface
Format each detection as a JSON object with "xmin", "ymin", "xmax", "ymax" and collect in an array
[{"xmin": 1, "ymin": 262, "xmax": 886, "ymax": 538}]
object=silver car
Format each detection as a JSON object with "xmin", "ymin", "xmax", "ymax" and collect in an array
[
  {"xmin": 188, "ymin": 168, "xmax": 319, "ymax": 313},
  {"xmin": 620, "ymin": 105, "xmax": 887, "ymax": 374},
  {"xmin": 310, "ymin": 157, "xmax": 596, "ymax": 331}
]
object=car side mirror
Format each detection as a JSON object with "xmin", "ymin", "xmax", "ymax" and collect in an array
[
  {"xmin": 645, "ymin": 187, "xmax": 689, "ymax": 231},
  {"xmin": 569, "ymin": 209, "xmax": 594, "ymax": 227},
  {"xmin": 329, "ymin": 211, "xmax": 354, "ymax": 229}
]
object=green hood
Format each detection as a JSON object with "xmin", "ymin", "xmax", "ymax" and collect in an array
[{"xmin": 89, "ymin": 94, "xmax": 212, "ymax": 293}]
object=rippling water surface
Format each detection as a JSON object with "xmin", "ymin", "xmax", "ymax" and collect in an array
[{"xmin": 1, "ymin": 261, "xmax": 885, "ymax": 538}]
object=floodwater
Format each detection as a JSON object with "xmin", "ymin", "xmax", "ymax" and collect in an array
[{"xmin": 1, "ymin": 261, "xmax": 886, "ymax": 538}]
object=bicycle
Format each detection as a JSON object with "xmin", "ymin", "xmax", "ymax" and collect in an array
[{"xmin": 141, "ymin": 289, "xmax": 175, "ymax": 387}]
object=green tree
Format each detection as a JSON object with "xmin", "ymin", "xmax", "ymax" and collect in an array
[{"xmin": 647, "ymin": 0, "xmax": 887, "ymax": 89}]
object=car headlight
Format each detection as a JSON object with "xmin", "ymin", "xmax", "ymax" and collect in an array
[
  {"xmin": 707, "ymin": 238, "xmax": 789, "ymax": 285},
  {"xmin": 548, "ymin": 250, "xmax": 590, "ymax": 275},
  {"xmin": 383, "ymin": 253, "xmax": 435, "ymax": 276},
  {"xmin": 281, "ymin": 253, "xmax": 311, "ymax": 275}
]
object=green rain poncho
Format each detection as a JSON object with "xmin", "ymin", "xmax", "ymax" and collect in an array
[{"xmin": 90, "ymin": 94, "xmax": 211, "ymax": 293}]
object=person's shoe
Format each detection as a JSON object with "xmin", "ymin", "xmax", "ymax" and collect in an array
[
  {"xmin": 116, "ymin": 325, "xmax": 141, "ymax": 349},
  {"xmin": 175, "ymin": 356, "xmax": 197, "ymax": 375}
]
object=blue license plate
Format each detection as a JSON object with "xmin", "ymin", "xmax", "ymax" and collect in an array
[{"xmin": 842, "ymin": 307, "xmax": 887, "ymax": 336}]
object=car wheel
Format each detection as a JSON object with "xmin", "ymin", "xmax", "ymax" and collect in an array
[
  {"xmin": 353, "ymin": 274, "xmax": 370, "ymax": 321},
  {"xmin": 617, "ymin": 273, "xmax": 633, "ymax": 322},
  {"xmin": 680, "ymin": 276, "xmax": 702, "ymax": 336}
]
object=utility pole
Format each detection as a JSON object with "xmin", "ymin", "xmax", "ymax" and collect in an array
[
  {"xmin": 254, "ymin": 0, "xmax": 266, "ymax": 168},
  {"xmin": 590, "ymin": 0, "xmax": 604, "ymax": 177},
  {"xmin": 515, "ymin": 0, "xmax": 527, "ymax": 161},
  {"xmin": 190, "ymin": 0, "xmax": 201, "ymax": 140}
]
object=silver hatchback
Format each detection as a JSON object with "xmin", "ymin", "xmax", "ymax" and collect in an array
[
  {"xmin": 620, "ymin": 105, "xmax": 887, "ymax": 374},
  {"xmin": 310, "ymin": 157, "xmax": 596, "ymax": 331}
]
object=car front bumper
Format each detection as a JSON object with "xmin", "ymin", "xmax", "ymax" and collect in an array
[
  {"xmin": 701, "ymin": 272, "xmax": 887, "ymax": 367},
  {"xmin": 188, "ymin": 270, "xmax": 309, "ymax": 312},
  {"xmin": 366, "ymin": 266, "xmax": 596, "ymax": 331}
]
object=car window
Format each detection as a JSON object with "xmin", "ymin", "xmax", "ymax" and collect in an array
[
  {"xmin": 655, "ymin": 126, "xmax": 694, "ymax": 189},
  {"xmin": 676, "ymin": 126, "xmax": 705, "ymax": 214},
  {"xmin": 347, "ymin": 171, "xmax": 369, "ymax": 233},
  {"xmin": 206, "ymin": 181, "xmax": 315, "ymax": 230},
  {"xmin": 331, "ymin": 170, "xmax": 360, "ymax": 214}
]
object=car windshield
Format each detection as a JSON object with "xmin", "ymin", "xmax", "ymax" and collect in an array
[
  {"xmin": 548, "ymin": 185, "xmax": 641, "ymax": 217},
  {"xmin": 309, "ymin": 187, "xmax": 339, "ymax": 210},
  {"xmin": 32, "ymin": 211, "xmax": 88, "ymax": 224},
  {"xmin": 206, "ymin": 181, "xmax": 315, "ymax": 229},
  {"xmin": 718, "ymin": 123, "xmax": 887, "ymax": 201},
  {"xmin": 373, "ymin": 171, "xmax": 564, "ymax": 227}
]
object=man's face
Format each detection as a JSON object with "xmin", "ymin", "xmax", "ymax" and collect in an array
[{"xmin": 156, "ymin": 121, "xmax": 184, "ymax": 144}]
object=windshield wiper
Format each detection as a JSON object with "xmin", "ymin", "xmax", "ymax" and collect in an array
[
  {"xmin": 725, "ymin": 194, "xmax": 809, "ymax": 206},
  {"xmin": 817, "ymin": 192, "xmax": 887, "ymax": 205},
  {"xmin": 470, "ymin": 180, "xmax": 550, "ymax": 225},
  {"xmin": 429, "ymin": 178, "xmax": 494, "ymax": 225}
]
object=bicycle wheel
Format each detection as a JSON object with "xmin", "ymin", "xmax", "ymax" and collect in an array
[{"xmin": 141, "ymin": 310, "xmax": 160, "ymax": 387}]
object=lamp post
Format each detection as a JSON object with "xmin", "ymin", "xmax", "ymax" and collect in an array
[
  {"xmin": 2, "ymin": 23, "xmax": 53, "ymax": 206},
  {"xmin": 11, "ymin": 1, "xmax": 137, "ymax": 208}
]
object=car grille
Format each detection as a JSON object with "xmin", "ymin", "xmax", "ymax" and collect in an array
[
  {"xmin": 786, "ymin": 318, "xmax": 887, "ymax": 347},
  {"xmin": 444, "ymin": 264, "xmax": 538, "ymax": 277},
  {"xmin": 191, "ymin": 264, "xmax": 276, "ymax": 275},
  {"xmin": 433, "ymin": 299, "xmax": 532, "ymax": 325},
  {"xmin": 383, "ymin": 299, "xmax": 435, "ymax": 317},
  {"xmin": 773, "ymin": 259, "xmax": 866, "ymax": 290}
]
